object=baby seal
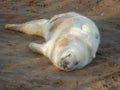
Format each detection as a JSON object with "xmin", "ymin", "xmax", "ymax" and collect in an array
[{"xmin": 5, "ymin": 12, "xmax": 100, "ymax": 71}]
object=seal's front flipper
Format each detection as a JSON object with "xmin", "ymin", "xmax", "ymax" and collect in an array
[
  {"xmin": 29, "ymin": 42, "xmax": 45, "ymax": 55},
  {"xmin": 29, "ymin": 40, "xmax": 54, "ymax": 60}
]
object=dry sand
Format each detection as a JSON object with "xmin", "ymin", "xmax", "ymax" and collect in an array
[{"xmin": 0, "ymin": 0, "xmax": 120, "ymax": 90}]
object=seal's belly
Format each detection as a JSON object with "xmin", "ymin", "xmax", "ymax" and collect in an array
[
  {"xmin": 45, "ymin": 12, "xmax": 82, "ymax": 40},
  {"xmin": 45, "ymin": 13, "xmax": 99, "ymax": 44},
  {"xmin": 44, "ymin": 12, "xmax": 100, "ymax": 60}
]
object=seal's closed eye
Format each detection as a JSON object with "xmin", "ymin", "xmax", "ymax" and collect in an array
[
  {"xmin": 61, "ymin": 53, "xmax": 72, "ymax": 61},
  {"xmin": 65, "ymin": 53, "xmax": 72, "ymax": 58},
  {"xmin": 74, "ymin": 62, "xmax": 79, "ymax": 65}
]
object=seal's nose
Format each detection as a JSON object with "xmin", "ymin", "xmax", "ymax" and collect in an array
[{"xmin": 62, "ymin": 60, "xmax": 69, "ymax": 69}]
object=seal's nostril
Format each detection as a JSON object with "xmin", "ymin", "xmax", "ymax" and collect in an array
[{"xmin": 63, "ymin": 61, "xmax": 69, "ymax": 69}]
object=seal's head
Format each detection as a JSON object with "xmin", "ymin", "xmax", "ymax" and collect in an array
[
  {"xmin": 59, "ymin": 51, "xmax": 79, "ymax": 71},
  {"xmin": 54, "ymin": 44, "xmax": 87, "ymax": 71}
]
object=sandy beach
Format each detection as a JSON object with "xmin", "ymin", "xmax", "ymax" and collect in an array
[{"xmin": 0, "ymin": 0, "xmax": 120, "ymax": 90}]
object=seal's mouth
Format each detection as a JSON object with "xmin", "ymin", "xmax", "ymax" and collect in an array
[
  {"xmin": 60, "ymin": 62, "xmax": 72, "ymax": 71},
  {"xmin": 57, "ymin": 59, "xmax": 76, "ymax": 71},
  {"xmin": 59, "ymin": 65, "xmax": 74, "ymax": 71},
  {"xmin": 53, "ymin": 59, "xmax": 74, "ymax": 71}
]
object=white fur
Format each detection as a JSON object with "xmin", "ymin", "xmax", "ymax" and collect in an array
[{"xmin": 5, "ymin": 12, "xmax": 100, "ymax": 71}]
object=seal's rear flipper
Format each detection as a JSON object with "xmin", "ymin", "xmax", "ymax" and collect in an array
[{"xmin": 5, "ymin": 19, "xmax": 48, "ymax": 38}]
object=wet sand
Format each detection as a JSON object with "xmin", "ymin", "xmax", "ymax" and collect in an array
[{"xmin": 0, "ymin": 0, "xmax": 120, "ymax": 90}]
